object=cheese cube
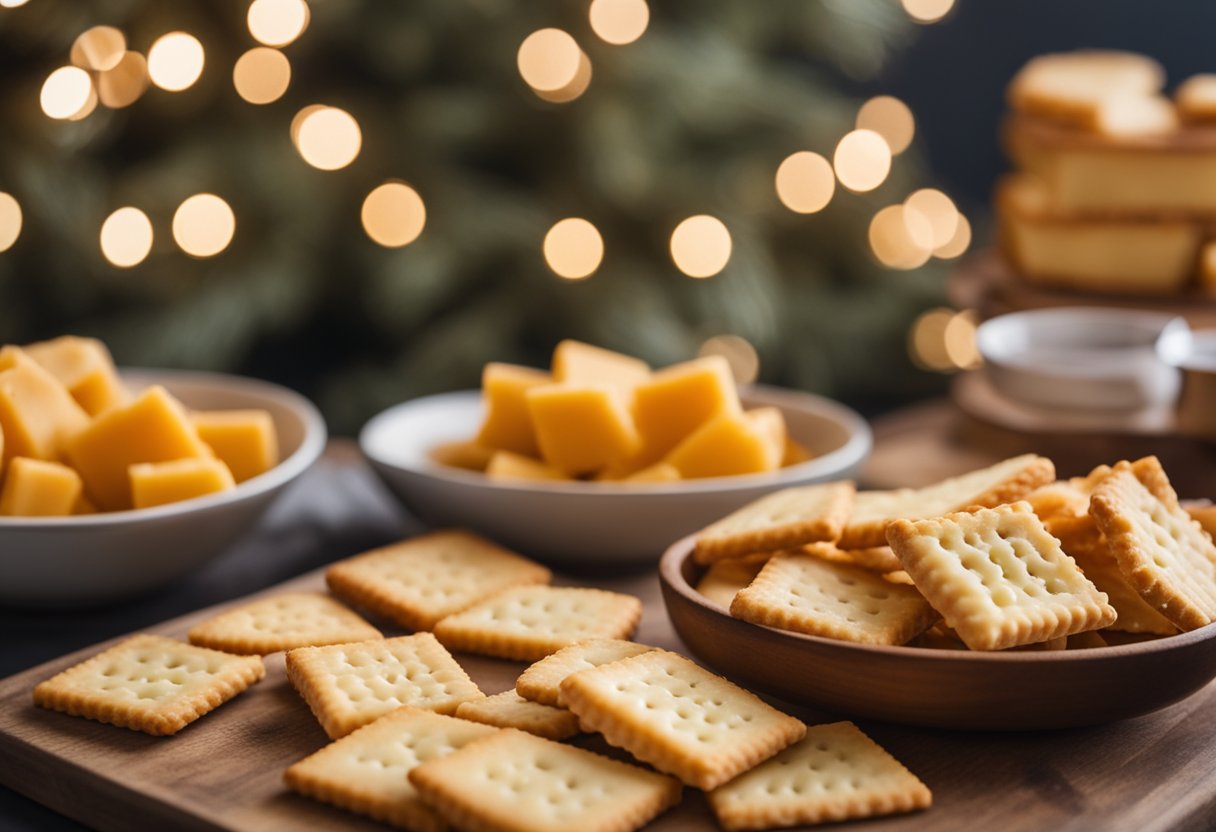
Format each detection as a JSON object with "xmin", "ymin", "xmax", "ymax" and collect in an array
[
  {"xmin": 551, "ymin": 340, "xmax": 650, "ymax": 395},
  {"xmin": 622, "ymin": 462, "xmax": 682, "ymax": 484},
  {"xmin": 23, "ymin": 335, "xmax": 127, "ymax": 416},
  {"xmin": 429, "ymin": 439, "xmax": 496, "ymax": 472},
  {"xmin": 747, "ymin": 407, "xmax": 787, "ymax": 466},
  {"xmin": 0, "ymin": 349, "xmax": 91, "ymax": 469},
  {"xmin": 782, "ymin": 437, "xmax": 814, "ymax": 467},
  {"xmin": 67, "ymin": 385, "xmax": 212, "ymax": 511},
  {"xmin": 191, "ymin": 409, "xmax": 279, "ymax": 483},
  {"xmin": 73, "ymin": 493, "xmax": 98, "ymax": 515},
  {"xmin": 631, "ymin": 356, "xmax": 741, "ymax": 466},
  {"xmin": 129, "ymin": 458, "xmax": 236, "ymax": 510},
  {"xmin": 0, "ymin": 457, "xmax": 83, "ymax": 517},
  {"xmin": 475, "ymin": 363, "xmax": 550, "ymax": 456},
  {"xmin": 665, "ymin": 410, "xmax": 784, "ymax": 479},
  {"xmin": 485, "ymin": 450, "xmax": 567, "ymax": 481},
  {"xmin": 527, "ymin": 384, "xmax": 641, "ymax": 476}
]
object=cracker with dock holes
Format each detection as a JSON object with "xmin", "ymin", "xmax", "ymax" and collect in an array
[
  {"xmin": 408, "ymin": 728, "xmax": 683, "ymax": 832},
  {"xmin": 1089, "ymin": 456, "xmax": 1216, "ymax": 631},
  {"xmin": 432, "ymin": 586, "xmax": 642, "ymax": 662},
  {"xmin": 707, "ymin": 721, "xmax": 931, "ymax": 831},
  {"xmin": 326, "ymin": 530, "xmax": 551, "ymax": 632},
  {"xmin": 286, "ymin": 633, "xmax": 483, "ymax": 739},
  {"xmin": 455, "ymin": 690, "xmax": 580, "ymax": 741},
  {"xmin": 283, "ymin": 706, "xmax": 498, "ymax": 832},
  {"xmin": 187, "ymin": 592, "xmax": 383, "ymax": 655},
  {"xmin": 886, "ymin": 502, "xmax": 1116, "ymax": 651},
  {"xmin": 694, "ymin": 556, "xmax": 768, "ymax": 610},
  {"xmin": 515, "ymin": 639, "xmax": 656, "ymax": 707},
  {"xmin": 730, "ymin": 553, "xmax": 938, "ymax": 646},
  {"xmin": 32, "ymin": 634, "xmax": 264, "ymax": 736},
  {"xmin": 559, "ymin": 649, "xmax": 805, "ymax": 790},
  {"xmin": 802, "ymin": 542, "xmax": 903, "ymax": 574},
  {"xmin": 693, "ymin": 482, "xmax": 855, "ymax": 564}
]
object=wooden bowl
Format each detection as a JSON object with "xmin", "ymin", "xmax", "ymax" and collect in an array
[{"xmin": 659, "ymin": 535, "xmax": 1216, "ymax": 731}]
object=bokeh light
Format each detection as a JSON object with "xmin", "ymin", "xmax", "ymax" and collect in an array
[
  {"xmin": 0, "ymin": 193, "xmax": 22, "ymax": 253},
  {"xmin": 147, "ymin": 32, "xmax": 205, "ymax": 92},
  {"xmin": 294, "ymin": 106, "xmax": 362, "ymax": 170},
  {"xmin": 833, "ymin": 129, "xmax": 892, "ymax": 193},
  {"xmin": 775, "ymin": 151, "xmax": 835, "ymax": 214},
  {"xmin": 909, "ymin": 308, "xmax": 955, "ymax": 371},
  {"xmin": 943, "ymin": 309, "xmax": 982, "ymax": 369},
  {"xmin": 933, "ymin": 213, "xmax": 972, "ymax": 259},
  {"xmin": 543, "ymin": 218, "xmax": 604, "ymax": 280},
  {"xmin": 902, "ymin": 0, "xmax": 956, "ymax": 24},
  {"xmin": 589, "ymin": 0, "xmax": 650, "ymax": 45},
  {"xmin": 247, "ymin": 0, "xmax": 310, "ymax": 47},
  {"xmin": 698, "ymin": 335, "xmax": 760, "ymax": 385},
  {"xmin": 869, "ymin": 205, "xmax": 933, "ymax": 270},
  {"xmin": 670, "ymin": 215, "xmax": 732, "ymax": 278},
  {"xmin": 67, "ymin": 83, "xmax": 99, "ymax": 121},
  {"xmin": 70, "ymin": 26, "xmax": 127, "ymax": 72},
  {"xmin": 172, "ymin": 194, "xmax": 236, "ymax": 258},
  {"xmin": 904, "ymin": 189, "xmax": 958, "ymax": 250},
  {"xmin": 100, "ymin": 207, "xmax": 154, "ymax": 268},
  {"xmin": 97, "ymin": 51, "xmax": 149, "ymax": 108},
  {"xmin": 362, "ymin": 182, "xmax": 427, "ymax": 248},
  {"xmin": 0, "ymin": 0, "xmax": 31, "ymax": 7},
  {"xmin": 856, "ymin": 96, "xmax": 915, "ymax": 155},
  {"xmin": 40, "ymin": 66, "xmax": 93, "ymax": 120},
  {"xmin": 534, "ymin": 51, "xmax": 592, "ymax": 103},
  {"xmin": 233, "ymin": 47, "xmax": 291, "ymax": 105},
  {"xmin": 517, "ymin": 29, "xmax": 582, "ymax": 93}
]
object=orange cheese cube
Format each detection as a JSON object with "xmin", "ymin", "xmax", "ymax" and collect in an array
[
  {"xmin": 747, "ymin": 407, "xmax": 787, "ymax": 465},
  {"xmin": 552, "ymin": 340, "xmax": 650, "ymax": 396},
  {"xmin": 0, "ymin": 457, "xmax": 83, "ymax": 517},
  {"xmin": 622, "ymin": 462, "xmax": 682, "ymax": 484},
  {"xmin": 475, "ymin": 363, "xmax": 550, "ymax": 456},
  {"xmin": 485, "ymin": 450, "xmax": 567, "ymax": 481},
  {"xmin": 527, "ymin": 384, "xmax": 641, "ymax": 476},
  {"xmin": 73, "ymin": 493, "xmax": 98, "ymax": 515},
  {"xmin": 191, "ymin": 409, "xmax": 279, "ymax": 483},
  {"xmin": 67, "ymin": 385, "xmax": 212, "ymax": 511},
  {"xmin": 129, "ymin": 458, "xmax": 236, "ymax": 510},
  {"xmin": 631, "ymin": 355, "xmax": 741, "ymax": 467},
  {"xmin": 664, "ymin": 410, "xmax": 783, "ymax": 479},
  {"xmin": 23, "ymin": 335, "xmax": 127, "ymax": 416},
  {"xmin": 0, "ymin": 349, "xmax": 91, "ymax": 469},
  {"xmin": 782, "ymin": 437, "xmax": 814, "ymax": 467},
  {"xmin": 429, "ymin": 439, "xmax": 496, "ymax": 472}
]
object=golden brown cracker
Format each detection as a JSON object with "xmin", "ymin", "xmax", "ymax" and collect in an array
[
  {"xmin": 693, "ymin": 482, "xmax": 854, "ymax": 564},
  {"xmin": 187, "ymin": 592, "xmax": 382, "ymax": 655}
]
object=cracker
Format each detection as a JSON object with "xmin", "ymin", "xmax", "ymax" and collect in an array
[
  {"xmin": 515, "ymin": 639, "xmax": 656, "ymax": 707},
  {"xmin": 286, "ymin": 633, "xmax": 484, "ymax": 739},
  {"xmin": 803, "ymin": 542, "xmax": 902, "ymax": 574},
  {"xmin": 730, "ymin": 553, "xmax": 937, "ymax": 646},
  {"xmin": 283, "ymin": 706, "xmax": 498, "ymax": 832},
  {"xmin": 432, "ymin": 586, "xmax": 642, "ymax": 662},
  {"xmin": 1186, "ymin": 503, "xmax": 1216, "ymax": 541},
  {"xmin": 326, "ymin": 530, "xmax": 551, "ymax": 632},
  {"xmin": 32, "ymin": 634, "xmax": 264, "ymax": 736},
  {"xmin": 1007, "ymin": 50, "xmax": 1166, "ymax": 128},
  {"xmin": 455, "ymin": 690, "xmax": 580, "ymax": 741},
  {"xmin": 1089, "ymin": 456, "xmax": 1216, "ymax": 631},
  {"xmin": 839, "ymin": 454, "xmax": 1055, "ymax": 549},
  {"xmin": 693, "ymin": 482, "xmax": 855, "ymax": 564},
  {"xmin": 694, "ymin": 557, "xmax": 768, "ymax": 610},
  {"xmin": 1068, "ymin": 630, "xmax": 1109, "ymax": 649},
  {"xmin": 707, "ymin": 721, "xmax": 931, "ymax": 831},
  {"xmin": 559, "ymin": 649, "xmax": 805, "ymax": 790},
  {"xmin": 886, "ymin": 502, "xmax": 1116, "ymax": 651},
  {"xmin": 187, "ymin": 592, "xmax": 382, "ymax": 655},
  {"xmin": 408, "ymin": 728, "xmax": 682, "ymax": 832},
  {"xmin": 1176, "ymin": 73, "xmax": 1216, "ymax": 124}
]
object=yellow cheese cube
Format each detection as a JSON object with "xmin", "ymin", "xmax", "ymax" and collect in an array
[
  {"xmin": 747, "ymin": 407, "xmax": 787, "ymax": 465},
  {"xmin": 67, "ymin": 385, "xmax": 212, "ymax": 511},
  {"xmin": 129, "ymin": 458, "xmax": 236, "ymax": 510},
  {"xmin": 429, "ymin": 439, "xmax": 496, "ymax": 472},
  {"xmin": 622, "ymin": 462, "xmax": 682, "ymax": 484},
  {"xmin": 191, "ymin": 409, "xmax": 279, "ymax": 483},
  {"xmin": 475, "ymin": 363, "xmax": 550, "ymax": 456},
  {"xmin": 73, "ymin": 493, "xmax": 98, "ymax": 515},
  {"xmin": 664, "ymin": 410, "xmax": 783, "ymax": 479},
  {"xmin": 631, "ymin": 355, "xmax": 741, "ymax": 467},
  {"xmin": 527, "ymin": 384, "xmax": 641, "ymax": 476},
  {"xmin": 782, "ymin": 437, "xmax": 814, "ymax": 467},
  {"xmin": 0, "ymin": 349, "xmax": 91, "ymax": 469},
  {"xmin": 0, "ymin": 457, "xmax": 83, "ymax": 517},
  {"xmin": 23, "ymin": 335, "xmax": 127, "ymax": 416},
  {"xmin": 551, "ymin": 340, "xmax": 650, "ymax": 395},
  {"xmin": 485, "ymin": 450, "xmax": 568, "ymax": 481}
]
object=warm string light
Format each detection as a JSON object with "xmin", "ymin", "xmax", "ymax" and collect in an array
[
  {"xmin": 247, "ymin": 0, "xmax": 310, "ymax": 47},
  {"xmin": 70, "ymin": 26, "xmax": 126, "ymax": 72},
  {"xmin": 0, "ymin": 0, "xmax": 30, "ymax": 7},
  {"xmin": 670, "ymin": 215, "xmax": 731, "ymax": 278},
  {"xmin": 933, "ymin": 213, "xmax": 971, "ymax": 259},
  {"xmin": 97, "ymin": 51, "xmax": 150, "ymax": 108},
  {"xmin": 517, "ymin": 29, "xmax": 587, "ymax": 101},
  {"xmin": 100, "ymin": 207, "xmax": 154, "ymax": 268},
  {"xmin": 172, "ymin": 194, "xmax": 235, "ymax": 258},
  {"xmin": 233, "ymin": 47, "xmax": 291, "ymax": 105},
  {"xmin": 0, "ymin": 193, "xmax": 22, "ymax": 253},
  {"xmin": 869, "ymin": 205, "xmax": 933, "ymax": 270},
  {"xmin": 775, "ymin": 151, "xmax": 835, "ymax": 214},
  {"xmin": 698, "ymin": 335, "xmax": 760, "ymax": 385},
  {"xmin": 40, "ymin": 66, "xmax": 94, "ymax": 120},
  {"xmin": 904, "ymin": 188, "xmax": 958, "ymax": 250},
  {"xmin": 589, "ymin": 0, "xmax": 650, "ymax": 46},
  {"xmin": 362, "ymin": 182, "xmax": 427, "ymax": 248},
  {"xmin": 543, "ymin": 218, "xmax": 603, "ymax": 280},
  {"xmin": 293, "ymin": 106, "xmax": 362, "ymax": 170},
  {"xmin": 909, "ymin": 308, "xmax": 980, "ymax": 372},
  {"xmin": 535, "ymin": 51, "xmax": 592, "ymax": 104},
  {"xmin": 856, "ymin": 96, "xmax": 915, "ymax": 155},
  {"xmin": 902, "ymin": 0, "xmax": 956, "ymax": 24},
  {"xmin": 147, "ymin": 32, "xmax": 205, "ymax": 92},
  {"xmin": 833, "ymin": 129, "xmax": 891, "ymax": 193}
]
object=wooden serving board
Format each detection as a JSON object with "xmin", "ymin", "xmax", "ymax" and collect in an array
[{"xmin": 4, "ymin": 568, "xmax": 1216, "ymax": 831}]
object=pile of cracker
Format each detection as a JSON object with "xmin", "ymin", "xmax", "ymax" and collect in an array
[
  {"xmin": 695, "ymin": 453, "xmax": 1216, "ymax": 651},
  {"xmin": 32, "ymin": 529, "xmax": 932, "ymax": 831}
]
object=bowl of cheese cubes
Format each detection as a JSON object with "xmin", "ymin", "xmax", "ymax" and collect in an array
[
  {"xmin": 360, "ymin": 341, "xmax": 871, "ymax": 565},
  {"xmin": 0, "ymin": 336, "xmax": 326, "ymax": 606}
]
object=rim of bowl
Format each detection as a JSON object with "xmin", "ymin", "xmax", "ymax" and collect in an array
[
  {"xmin": 358, "ymin": 385, "xmax": 873, "ymax": 496},
  {"xmin": 0, "ymin": 368, "xmax": 327, "ymax": 527},
  {"xmin": 659, "ymin": 533, "xmax": 1216, "ymax": 663}
]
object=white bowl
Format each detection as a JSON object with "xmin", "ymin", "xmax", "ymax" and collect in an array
[
  {"xmin": 975, "ymin": 308, "xmax": 1186, "ymax": 411},
  {"xmin": 359, "ymin": 386, "xmax": 871, "ymax": 566},
  {"xmin": 0, "ymin": 370, "xmax": 326, "ymax": 607}
]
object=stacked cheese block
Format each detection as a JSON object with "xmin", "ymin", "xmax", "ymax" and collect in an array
[
  {"xmin": 999, "ymin": 50, "xmax": 1216, "ymax": 296},
  {"xmin": 0, "ymin": 336, "xmax": 278, "ymax": 516}
]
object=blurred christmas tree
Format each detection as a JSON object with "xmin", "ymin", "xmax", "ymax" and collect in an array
[{"xmin": 0, "ymin": 0, "xmax": 965, "ymax": 434}]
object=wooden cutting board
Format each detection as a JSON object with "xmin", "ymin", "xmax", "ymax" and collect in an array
[{"xmin": 3, "ymin": 565, "xmax": 1216, "ymax": 832}]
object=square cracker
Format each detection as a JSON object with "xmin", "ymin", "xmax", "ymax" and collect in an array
[
  {"xmin": 326, "ymin": 530, "xmax": 551, "ymax": 632},
  {"xmin": 559, "ymin": 650, "xmax": 805, "ymax": 790},
  {"xmin": 455, "ymin": 690, "xmax": 580, "ymax": 741},
  {"xmin": 432, "ymin": 586, "xmax": 642, "ymax": 662},
  {"xmin": 408, "ymin": 728, "xmax": 682, "ymax": 832},
  {"xmin": 1089, "ymin": 456, "xmax": 1216, "ymax": 631},
  {"xmin": 707, "ymin": 721, "xmax": 932, "ymax": 831},
  {"xmin": 187, "ymin": 592, "xmax": 383, "ymax": 654},
  {"xmin": 283, "ymin": 706, "xmax": 498, "ymax": 832},
  {"xmin": 839, "ymin": 454, "xmax": 1055, "ymax": 549},
  {"xmin": 886, "ymin": 502, "xmax": 1116, "ymax": 651},
  {"xmin": 516, "ymin": 639, "xmax": 656, "ymax": 707},
  {"xmin": 693, "ymin": 482, "xmax": 855, "ymax": 564},
  {"xmin": 730, "ymin": 553, "xmax": 938, "ymax": 646},
  {"xmin": 694, "ymin": 557, "xmax": 768, "ymax": 610},
  {"xmin": 286, "ymin": 633, "xmax": 483, "ymax": 739},
  {"xmin": 32, "ymin": 634, "xmax": 264, "ymax": 736},
  {"xmin": 802, "ymin": 542, "xmax": 903, "ymax": 574}
]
